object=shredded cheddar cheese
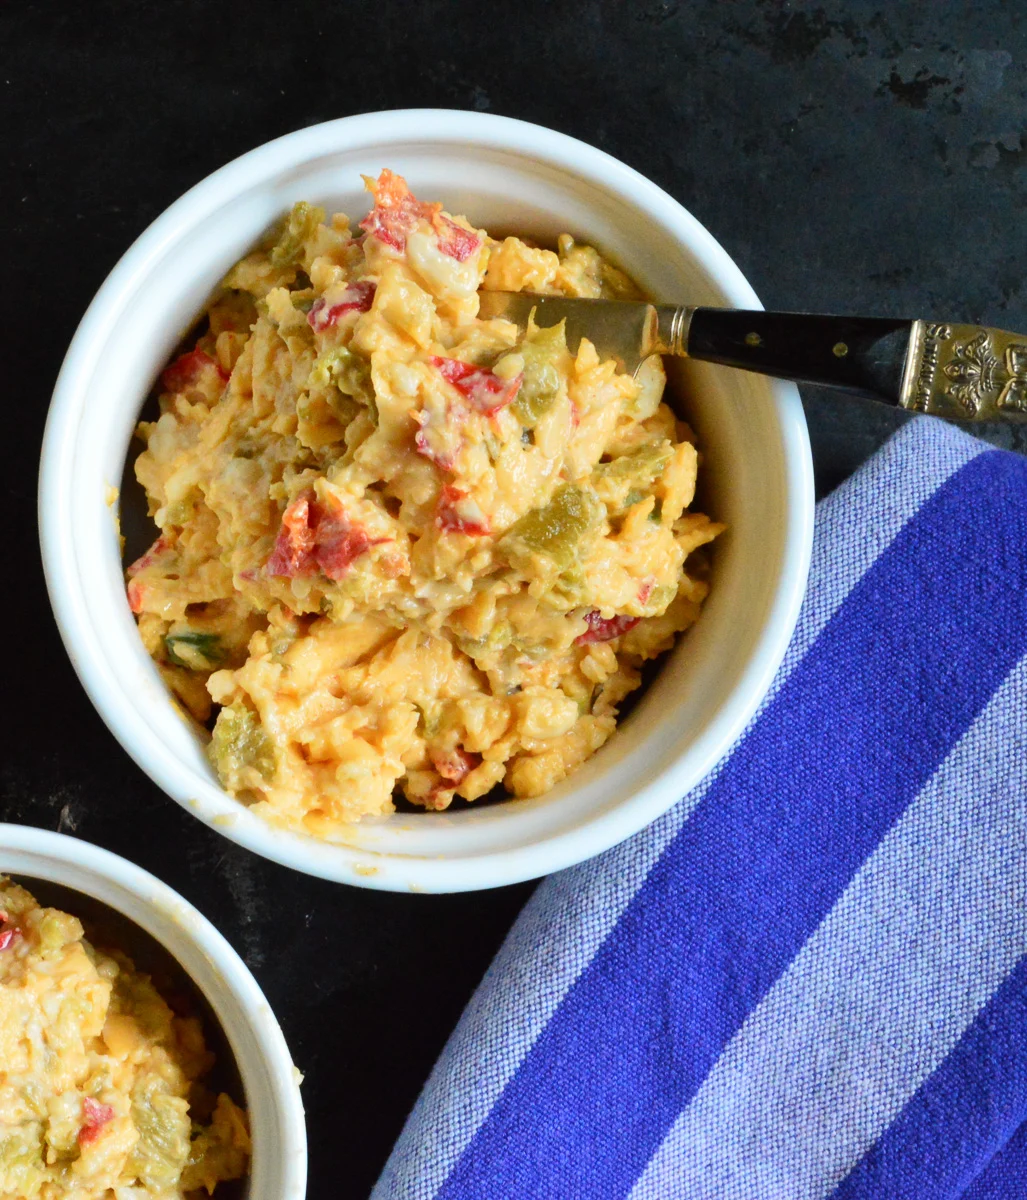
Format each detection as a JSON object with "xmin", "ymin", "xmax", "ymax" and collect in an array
[{"xmin": 127, "ymin": 171, "xmax": 722, "ymax": 835}]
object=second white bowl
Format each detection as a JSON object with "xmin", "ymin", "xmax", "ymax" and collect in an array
[
  {"xmin": 0, "ymin": 825, "xmax": 306, "ymax": 1199},
  {"xmin": 39, "ymin": 110, "xmax": 814, "ymax": 892}
]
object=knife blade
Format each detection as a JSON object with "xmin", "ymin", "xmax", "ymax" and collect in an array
[{"xmin": 476, "ymin": 291, "xmax": 1027, "ymax": 422}]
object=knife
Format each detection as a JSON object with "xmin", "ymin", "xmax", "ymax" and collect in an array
[{"xmin": 476, "ymin": 292, "xmax": 1027, "ymax": 423}]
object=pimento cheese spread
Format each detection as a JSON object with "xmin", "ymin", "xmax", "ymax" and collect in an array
[
  {"xmin": 128, "ymin": 171, "xmax": 721, "ymax": 836},
  {"xmin": 0, "ymin": 879, "xmax": 249, "ymax": 1199}
]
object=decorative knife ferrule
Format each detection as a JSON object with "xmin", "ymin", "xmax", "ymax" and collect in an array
[{"xmin": 651, "ymin": 305, "xmax": 694, "ymax": 358}]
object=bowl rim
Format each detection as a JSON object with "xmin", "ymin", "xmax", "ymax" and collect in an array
[
  {"xmin": 39, "ymin": 108, "xmax": 814, "ymax": 892},
  {"xmin": 0, "ymin": 823, "xmax": 307, "ymax": 1199}
]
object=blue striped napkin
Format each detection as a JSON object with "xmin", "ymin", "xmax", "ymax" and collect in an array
[{"xmin": 373, "ymin": 416, "xmax": 1027, "ymax": 1200}]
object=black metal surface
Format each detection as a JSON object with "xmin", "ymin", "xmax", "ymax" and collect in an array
[
  {"xmin": 688, "ymin": 309, "xmax": 913, "ymax": 402},
  {"xmin": 6, "ymin": 3, "xmax": 1027, "ymax": 1196}
]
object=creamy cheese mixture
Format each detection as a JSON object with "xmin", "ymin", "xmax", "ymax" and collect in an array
[
  {"xmin": 0, "ymin": 880, "xmax": 249, "ymax": 1199},
  {"xmin": 128, "ymin": 170, "xmax": 722, "ymax": 835}
]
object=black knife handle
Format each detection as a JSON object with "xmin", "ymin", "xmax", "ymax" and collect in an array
[{"xmin": 682, "ymin": 309, "xmax": 914, "ymax": 404}]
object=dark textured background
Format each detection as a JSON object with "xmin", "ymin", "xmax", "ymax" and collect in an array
[{"xmin": 5, "ymin": 2, "xmax": 1027, "ymax": 1195}]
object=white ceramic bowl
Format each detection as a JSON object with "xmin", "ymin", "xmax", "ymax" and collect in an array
[
  {"xmin": 0, "ymin": 824, "xmax": 306, "ymax": 1198},
  {"xmin": 39, "ymin": 110, "xmax": 814, "ymax": 893}
]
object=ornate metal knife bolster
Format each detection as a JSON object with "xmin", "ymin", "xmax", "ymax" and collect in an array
[{"xmin": 899, "ymin": 321, "xmax": 1027, "ymax": 421}]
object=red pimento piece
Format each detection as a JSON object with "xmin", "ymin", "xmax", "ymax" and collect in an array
[
  {"xmin": 359, "ymin": 170, "xmax": 482, "ymax": 260},
  {"xmin": 160, "ymin": 349, "xmax": 228, "ymax": 394},
  {"xmin": 430, "ymin": 747, "xmax": 482, "ymax": 784},
  {"xmin": 436, "ymin": 485, "xmax": 489, "ymax": 536},
  {"xmin": 433, "ymin": 215, "xmax": 482, "ymax": 261},
  {"xmin": 266, "ymin": 492, "xmax": 388, "ymax": 580},
  {"xmin": 431, "ymin": 357, "xmax": 475, "ymax": 385},
  {"xmin": 126, "ymin": 535, "xmax": 170, "ymax": 578},
  {"xmin": 429, "ymin": 356, "xmax": 521, "ymax": 415},
  {"xmin": 575, "ymin": 611, "xmax": 641, "ymax": 645},
  {"xmin": 0, "ymin": 929, "xmax": 19, "ymax": 951},
  {"xmin": 313, "ymin": 496, "xmax": 389, "ymax": 581},
  {"xmin": 126, "ymin": 537, "xmax": 172, "ymax": 613},
  {"xmin": 126, "ymin": 579, "xmax": 147, "ymax": 614},
  {"xmin": 637, "ymin": 578, "xmax": 655, "ymax": 605},
  {"xmin": 359, "ymin": 169, "xmax": 438, "ymax": 252},
  {"xmin": 78, "ymin": 1098, "xmax": 115, "ymax": 1146},
  {"xmin": 266, "ymin": 493, "xmax": 319, "ymax": 578},
  {"xmin": 414, "ymin": 425, "xmax": 457, "ymax": 473},
  {"xmin": 307, "ymin": 281, "xmax": 376, "ymax": 332}
]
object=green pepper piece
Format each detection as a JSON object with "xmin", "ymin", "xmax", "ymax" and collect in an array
[
  {"xmin": 35, "ymin": 910, "xmax": 72, "ymax": 957},
  {"xmin": 0, "ymin": 1123, "xmax": 44, "ymax": 1194},
  {"xmin": 457, "ymin": 620, "xmax": 513, "ymax": 662},
  {"xmin": 164, "ymin": 632, "xmax": 224, "ymax": 670},
  {"xmin": 270, "ymin": 201, "xmax": 325, "ymax": 267},
  {"xmin": 510, "ymin": 323, "xmax": 566, "ymax": 428},
  {"xmin": 209, "ymin": 703, "xmax": 275, "ymax": 784},
  {"xmin": 501, "ymin": 484, "xmax": 603, "ymax": 571},
  {"xmin": 114, "ymin": 970, "xmax": 173, "ymax": 1041},
  {"xmin": 594, "ymin": 441, "xmax": 673, "ymax": 488},
  {"xmin": 127, "ymin": 1076, "xmax": 191, "ymax": 1191},
  {"xmin": 309, "ymin": 345, "xmax": 373, "ymax": 399},
  {"xmin": 551, "ymin": 562, "xmax": 591, "ymax": 607},
  {"xmin": 309, "ymin": 345, "xmax": 358, "ymax": 389}
]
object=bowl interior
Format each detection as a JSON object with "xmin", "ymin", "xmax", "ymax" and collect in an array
[{"xmin": 43, "ymin": 116, "xmax": 811, "ymax": 889}]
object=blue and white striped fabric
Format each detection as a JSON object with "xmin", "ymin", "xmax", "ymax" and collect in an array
[{"xmin": 373, "ymin": 417, "xmax": 1027, "ymax": 1200}]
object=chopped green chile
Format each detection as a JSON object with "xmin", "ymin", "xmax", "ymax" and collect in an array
[
  {"xmin": 418, "ymin": 702, "xmax": 444, "ymax": 738},
  {"xmin": 458, "ymin": 620, "xmax": 513, "ymax": 661},
  {"xmin": 127, "ymin": 1076, "xmax": 191, "ymax": 1191},
  {"xmin": 501, "ymin": 484, "xmax": 604, "ymax": 570},
  {"xmin": 324, "ymin": 391, "xmax": 362, "ymax": 427},
  {"xmin": 647, "ymin": 583, "xmax": 677, "ymax": 610},
  {"xmin": 510, "ymin": 323, "xmax": 567, "ymax": 427},
  {"xmin": 594, "ymin": 441, "xmax": 673, "ymax": 487},
  {"xmin": 164, "ymin": 631, "xmax": 224, "ymax": 670},
  {"xmin": 308, "ymin": 345, "xmax": 370, "ymax": 397},
  {"xmin": 162, "ymin": 497, "xmax": 198, "ymax": 525},
  {"xmin": 0, "ymin": 1124, "xmax": 44, "ymax": 1190},
  {"xmin": 209, "ymin": 703, "xmax": 275, "ymax": 784},
  {"xmin": 114, "ymin": 971, "xmax": 172, "ymax": 1040},
  {"xmin": 34, "ymin": 911, "xmax": 69, "ymax": 957},
  {"xmin": 551, "ymin": 562, "xmax": 591, "ymax": 607},
  {"xmin": 270, "ymin": 201, "xmax": 325, "ymax": 267}
]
